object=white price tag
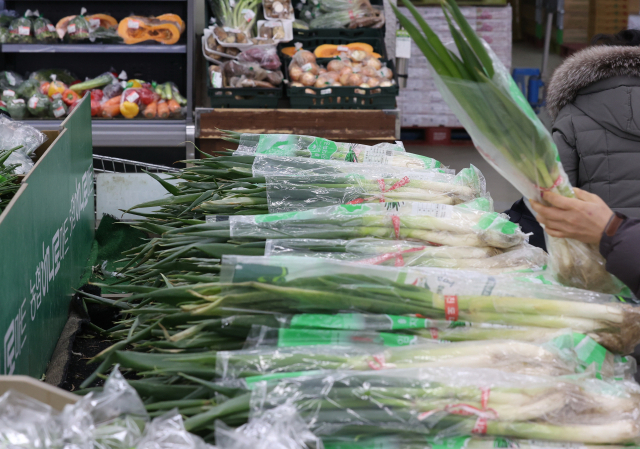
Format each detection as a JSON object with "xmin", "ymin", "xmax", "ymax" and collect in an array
[
  {"xmin": 18, "ymin": 26, "xmax": 30, "ymax": 36},
  {"xmin": 2, "ymin": 90, "xmax": 15, "ymax": 97},
  {"xmin": 53, "ymin": 106, "xmax": 66, "ymax": 118},
  {"xmin": 362, "ymin": 147, "xmax": 394, "ymax": 165},
  {"xmin": 67, "ymin": 23, "xmax": 76, "ymax": 33},
  {"xmin": 337, "ymin": 45, "xmax": 349, "ymax": 52},
  {"xmin": 301, "ymin": 63, "xmax": 313, "ymax": 72},
  {"xmin": 128, "ymin": 20, "xmax": 140, "ymax": 29},
  {"xmin": 6, "ymin": 73, "xmax": 16, "ymax": 86},
  {"xmin": 410, "ymin": 202, "xmax": 452, "ymax": 218},
  {"xmin": 89, "ymin": 18, "xmax": 101, "ymax": 28},
  {"xmin": 241, "ymin": 9, "xmax": 255, "ymax": 22},
  {"xmin": 47, "ymin": 24, "xmax": 55, "ymax": 32},
  {"xmin": 320, "ymin": 88, "xmax": 332, "ymax": 95},
  {"xmin": 395, "ymin": 30, "xmax": 412, "ymax": 59},
  {"xmin": 126, "ymin": 92, "xmax": 140, "ymax": 103},
  {"xmin": 211, "ymin": 72, "xmax": 223, "ymax": 88},
  {"xmin": 52, "ymin": 92, "xmax": 62, "ymax": 100},
  {"xmin": 28, "ymin": 96, "xmax": 38, "ymax": 109}
]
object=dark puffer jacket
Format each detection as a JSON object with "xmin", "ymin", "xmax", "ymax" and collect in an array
[{"xmin": 547, "ymin": 46, "xmax": 640, "ymax": 218}]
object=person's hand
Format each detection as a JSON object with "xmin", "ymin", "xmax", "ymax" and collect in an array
[{"xmin": 529, "ymin": 188, "xmax": 614, "ymax": 244}]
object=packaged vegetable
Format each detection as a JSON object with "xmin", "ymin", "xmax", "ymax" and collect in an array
[
  {"xmin": 48, "ymin": 78, "xmax": 67, "ymax": 99},
  {"xmin": 238, "ymin": 46, "xmax": 282, "ymax": 71},
  {"xmin": 143, "ymin": 101, "xmax": 157, "ymax": 118},
  {"xmin": 157, "ymin": 100, "xmax": 170, "ymax": 118},
  {"xmin": 29, "ymin": 69, "xmax": 76, "ymax": 85},
  {"xmin": 1, "ymin": 88, "xmax": 16, "ymax": 103},
  {"xmin": 168, "ymin": 82, "xmax": 187, "ymax": 106},
  {"xmin": 167, "ymin": 98, "xmax": 181, "ymax": 116},
  {"xmin": 90, "ymin": 89, "xmax": 103, "ymax": 101},
  {"xmin": 62, "ymin": 88, "xmax": 79, "ymax": 105},
  {"xmin": 27, "ymin": 93, "xmax": 51, "ymax": 117},
  {"xmin": 90, "ymin": 99, "xmax": 101, "ymax": 116},
  {"xmin": 33, "ymin": 14, "xmax": 57, "ymax": 43},
  {"xmin": 0, "ymin": 71, "xmax": 23, "ymax": 90},
  {"xmin": 138, "ymin": 87, "xmax": 156, "ymax": 105},
  {"xmin": 102, "ymin": 82, "xmax": 123, "ymax": 99},
  {"xmin": 117, "ymin": 15, "xmax": 182, "ymax": 45},
  {"xmin": 70, "ymin": 72, "xmax": 115, "ymax": 93},
  {"xmin": 101, "ymin": 96, "xmax": 121, "ymax": 118},
  {"xmin": 8, "ymin": 10, "xmax": 35, "ymax": 43},
  {"xmin": 120, "ymin": 100, "xmax": 140, "ymax": 119},
  {"xmin": 16, "ymin": 80, "xmax": 40, "ymax": 99},
  {"xmin": 0, "ymin": 27, "xmax": 8, "ymax": 43},
  {"xmin": 50, "ymin": 98, "xmax": 68, "ymax": 118},
  {"xmin": 0, "ymin": 10, "xmax": 17, "ymax": 28},
  {"xmin": 63, "ymin": 10, "xmax": 91, "ymax": 42},
  {"xmin": 263, "ymin": 0, "xmax": 295, "ymax": 20},
  {"xmin": 6, "ymin": 98, "xmax": 27, "ymax": 119}
]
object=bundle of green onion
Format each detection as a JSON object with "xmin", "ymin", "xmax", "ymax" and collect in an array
[
  {"xmin": 0, "ymin": 147, "xmax": 21, "ymax": 213},
  {"xmin": 392, "ymin": 0, "xmax": 620, "ymax": 293},
  {"xmin": 265, "ymin": 238, "xmax": 547, "ymax": 273}
]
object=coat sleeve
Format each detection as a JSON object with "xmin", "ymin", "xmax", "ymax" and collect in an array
[
  {"xmin": 552, "ymin": 107, "xmax": 579, "ymax": 187},
  {"xmin": 600, "ymin": 217, "xmax": 640, "ymax": 298}
]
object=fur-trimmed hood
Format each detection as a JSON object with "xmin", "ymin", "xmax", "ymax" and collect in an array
[{"xmin": 546, "ymin": 46, "xmax": 640, "ymax": 119}]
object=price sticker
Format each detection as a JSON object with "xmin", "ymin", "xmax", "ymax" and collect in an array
[{"xmin": 396, "ymin": 29, "xmax": 412, "ymax": 59}]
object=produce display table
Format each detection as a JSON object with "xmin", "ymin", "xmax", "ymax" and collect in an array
[{"xmin": 195, "ymin": 107, "xmax": 400, "ymax": 154}]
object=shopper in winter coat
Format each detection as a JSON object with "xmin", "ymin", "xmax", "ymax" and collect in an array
[
  {"xmin": 546, "ymin": 30, "xmax": 640, "ymax": 217},
  {"xmin": 530, "ymin": 189, "xmax": 640, "ymax": 298}
]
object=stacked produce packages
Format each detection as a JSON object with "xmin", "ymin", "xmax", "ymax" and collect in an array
[{"xmin": 397, "ymin": 6, "xmax": 512, "ymax": 128}]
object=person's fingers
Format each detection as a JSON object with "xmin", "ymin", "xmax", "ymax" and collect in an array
[
  {"xmin": 541, "ymin": 191, "xmax": 573, "ymax": 210},
  {"xmin": 545, "ymin": 227, "xmax": 567, "ymax": 238},
  {"xmin": 573, "ymin": 188, "xmax": 599, "ymax": 204}
]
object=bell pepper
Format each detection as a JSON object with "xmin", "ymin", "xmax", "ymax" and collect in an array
[
  {"xmin": 126, "ymin": 79, "xmax": 143, "ymax": 89},
  {"xmin": 67, "ymin": 99, "xmax": 81, "ymax": 115},
  {"xmin": 120, "ymin": 101, "xmax": 139, "ymax": 119},
  {"xmin": 90, "ymin": 99, "xmax": 101, "ymax": 117},
  {"xmin": 62, "ymin": 89, "xmax": 80, "ymax": 106},
  {"xmin": 40, "ymin": 82, "xmax": 50, "ymax": 95},
  {"xmin": 90, "ymin": 89, "xmax": 104, "ymax": 101},
  {"xmin": 48, "ymin": 80, "xmax": 67, "ymax": 99},
  {"xmin": 138, "ymin": 87, "xmax": 156, "ymax": 106}
]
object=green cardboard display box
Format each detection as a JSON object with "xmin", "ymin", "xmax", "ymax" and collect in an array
[{"xmin": 0, "ymin": 97, "xmax": 94, "ymax": 378}]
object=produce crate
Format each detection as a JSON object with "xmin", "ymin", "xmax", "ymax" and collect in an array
[
  {"xmin": 285, "ymin": 60, "xmax": 398, "ymax": 109},
  {"xmin": 290, "ymin": 28, "xmax": 384, "ymax": 41},
  {"xmin": 0, "ymin": 96, "xmax": 94, "ymax": 378},
  {"xmin": 207, "ymin": 78, "xmax": 283, "ymax": 109}
]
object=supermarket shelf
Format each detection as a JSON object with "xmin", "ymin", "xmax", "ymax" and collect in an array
[
  {"xmin": 1, "ymin": 44, "xmax": 187, "ymax": 53},
  {"xmin": 22, "ymin": 119, "xmax": 190, "ymax": 147}
]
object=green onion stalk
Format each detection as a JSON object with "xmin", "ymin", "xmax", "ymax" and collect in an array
[
  {"xmin": 0, "ymin": 147, "xmax": 22, "ymax": 212},
  {"xmin": 391, "ymin": 0, "xmax": 621, "ymax": 294},
  {"xmin": 183, "ymin": 367, "xmax": 640, "ymax": 443},
  {"xmin": 208, "ymin": 0, "xmax": 262, "ymax": 34}
]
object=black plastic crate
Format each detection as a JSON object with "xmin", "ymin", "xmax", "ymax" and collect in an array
[
  {"xmin": 285, "ymin": 59, "xmax": 398, "ymax": 109},
  {"xmin": 291, "ymin": 28, "xmax": 384, "ymax": 41},
  {"xmin": 207, "ymin": 78, "xmax": 283, "ymax": 108}
]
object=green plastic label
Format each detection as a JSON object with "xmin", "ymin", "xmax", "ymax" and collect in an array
[
  {"xmin": 475, "ymin": 212, "xmax": 517, "ymax": 235},
  {"xmin": 429, "ymin": 436, "xmax": 471, "ymax": 449},
  {"xmin": 308, "ymin": 137, "xmax": 338, "ymax": 159},
  {"xmin": 387, "ymin": 315, "xmax": 430, "ymax": 329},
  {"xmin": 255, "ymin": 135, "xmax": 301, "ymax": 156},
  {"xmin": 573, "ymin": 333, "xmax": 607, "ymax": 372},
  {"xmin": 290, "ymin": 314, "xmax": 366, "ymax": 330},
  {"xmin": 244, "ymin": 370, "xmax": 323, "ymax": 388},
  {"xmin": 277, "ymin": 328, "xmax": 417, "ymax": 347},
  {"xmin": 457, "ymin": 197, "xmax": 491, "ymax": 212},
  {"xmin": 254, "ymin": 210, "xmax": 301, "ymax": 223}
]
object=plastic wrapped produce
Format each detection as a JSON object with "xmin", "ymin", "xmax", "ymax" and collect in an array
[
  {"xmin": 249, "ymin": 367, "xmax": 640, "ymax": 443},
  {"xmin": 0, "ymin": 116, "xmax": 47, "ymax": 155},
  {"xmin": 33, "ymin": 14, "xmax": 57, "ymax": 43},
  {"xmin": 27, "ymin": 93, "xmax": 51, "ymax": 117},
  {"xmin": 227, "ymin": 202, "xmax": 526, "ymax": 248},
  {"xmin": 238, "ymin": 46, "xmax": 282, "ymax": 71},
  {"xmin": 206, "ymin": 255, "xmax": 640, "ymax": 353},
  {"xmin": 393, "ymin": 0, "xmax": 622, "ymax": 294},
  {"xmin": 8, "ymin": 10, "xmax": 35, "ymax": 43},
  {"xmin": 264, "ymin": 238, "xmax": 547, "ymax": 273},
  {"xmin": 0, "ymin": 71, "xmax": 23, "ymax": 90},
  {"xmin": 136, "ymin": 411, "xmax": 213, "ymax": 449},
  {"xmin": 5, "ymin": 98, "xmax": 27, "ymax": 119}
]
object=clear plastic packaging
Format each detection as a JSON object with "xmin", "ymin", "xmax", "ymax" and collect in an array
[
  {"xmin": 222, "ymin": 60, "xmax": 284, "ymax": 88},
  {"xmin": 0, "ymin": 389, "xmax": 58, "ymax": 448},
  {"xmin": 217, "ymin": 255, "xmax": 640, "ymax": 354},
  {"xmin": 7, "ymin": 10, "xmax": 35, "ymax": 43},
  {"xmin": 237, "ymin": 46, "xmax": 282, "ymax": 71},
  {"xmin": 136, "ymin": 410, "xmax": 213, "ymax": 449},
  {"xmin": 263, "ymin": 0, "xmax": 295, "ymax": 20},
  {"xmin": 0, "ymin": 115, "xmax": 47, "ymax": 156},
  {"xmin": 5, "ymin": 150, "xmax": 35, "ymax": 174},
  {"xmin": 229, "ymin": 202, "xmax": 526, "ymax": 249},
  {"xmin": 261, "ymin": 163, "xmax": 487, "ymax": 212},
  {"xmin": 424, "ymin": 38, "xmax": 620, "ymax": 293},
  {"xmin": 219, "ymin": 333, "xmax": 602, "ymax": 380},
  {"xmin": 249, "ymin": 367, "xmax": 640, "ymax": 443},
  {"xmin": 264, "ymin": 238, "xmax": 547, "ymax": 273}
]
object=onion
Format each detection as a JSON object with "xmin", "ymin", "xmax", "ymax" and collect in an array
[
  {"xmin": 365, "ymin": 57, "xmax": 382, "ymax": 70},
  {"xmin": 301, "ymin": 72, "xmax": 317, "ymax": 86},
  {"xmin": 361, "ymin": 66, "xmax": 377, "ymax": 78},
  {"xmin": 324, "ymin": 72, "xmax": 340, "ymax": 83},
  {"xmin": 332, "ymin": 82, "xmax": 342, "ymax": 86},
  {"xmin": 327, "ymin": 60, "xmax": 346, "ymax": 73},
  {"xmin": 289, "ymin": 65, "xmax": 303, "ymax": 82},
  {"xmin": 315, "ymin": 74, "xmax": 332, "ymax": 88},
  {"xmin": 339, "ymin": 67, "xmax": 353, "ymax": 85},
  {"xmin": 359, "ymin": 83, "xmax": 371, "ymax": 88},
  {"xmin": 367, "ymin": 77, "xmax": 382, "ymax": 87},
  {"xmin": 350, "ymin": 50, "xmax": 367, "ymax": 62},
  {"xmin": 318, "ymin": 67, "xmax": 328, "ymax": 75},
  {"xmin": 291, "ymin": 82, "xmax": 304, "ymax": 87},
  {"xmin": 293, "ymin": 50, "xmax": 316, "ymax": 66},
  {"xmin": 380, "ymin": 80, "xmax": 393, "ymax": 87},
  {"xmin": 379, "ymin": 67, "xmax": 393, "ymax": 80},
  {"xmin": 347, "ymin": 73, "xmax": 364, "ymax": 86}
]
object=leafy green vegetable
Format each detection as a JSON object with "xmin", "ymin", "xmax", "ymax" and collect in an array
[
  {"xmin": 27, "ymin": 93, "xmax": 51, "ymax": 117},
  {"xmin": 6, "ymin": 98, "xmax": 27, "ymax": 119}
]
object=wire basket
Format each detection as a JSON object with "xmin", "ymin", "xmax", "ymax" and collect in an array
[{"xmin": 93, "ymin": 155, "xmax": 181, "ymax": 174}]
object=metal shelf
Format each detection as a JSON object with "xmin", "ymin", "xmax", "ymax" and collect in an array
[
  {"xmin": 1, "ymin": 43, "xmax": 187, "ymax": 53},
  {"xmin": 22, "ymin": 119, "xmax": 191, "ymax": 147}
]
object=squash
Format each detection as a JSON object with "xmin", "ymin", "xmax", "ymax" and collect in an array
[
  {"xmin": 314, "ymin": 42, "xmax": 378, "ymax": 58},
  {"xmin": 87, "ymin": 14, "xmax": 118, "ymax": 29},
  {"xmin": 156, "ymin": 14, "xmax": 185, "ymax": 33},
  {"xmin": 117, "ymin": 16, "xmax": 181, "ymax": 45},
  {"xmin": 55, "ymin": 15, "xmax": 76, "ymax": 39},
  {"xmin": 281, "ymin": 46, "xmax": 298, "ymax": 57}
]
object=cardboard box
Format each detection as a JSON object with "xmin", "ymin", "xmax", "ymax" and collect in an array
[{"xmin": 0, "ymin": 375, "xmax": 79, "ymax": 411}]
